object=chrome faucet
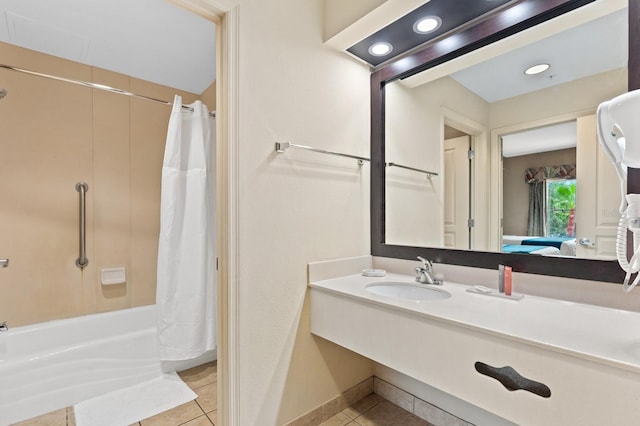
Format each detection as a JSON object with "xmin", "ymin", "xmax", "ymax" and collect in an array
[
  {"xmin": 0, "ymin": 321, "xmax": 7, "ymax": 332},
  {"xmin": 415, "ymin": 256, "xmax": 443, "ymax": 285}
]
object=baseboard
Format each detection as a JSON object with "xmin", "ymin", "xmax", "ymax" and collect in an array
[{"xmin": 373, "ymin": 377, "xmax": 471, "ymax": 426}]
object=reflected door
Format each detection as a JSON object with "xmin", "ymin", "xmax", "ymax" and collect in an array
[
  {"xmin": 575, "ymin": 114, "xmax": 619, "ymax": 259},
  {"xmin": 444, "ymin": 136, "xmax": 470, "ymax": 249}
]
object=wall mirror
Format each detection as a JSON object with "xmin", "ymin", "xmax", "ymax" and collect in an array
[{"xmin": 371, "ymin": 0, "xmax": 635, "ymax": 282}]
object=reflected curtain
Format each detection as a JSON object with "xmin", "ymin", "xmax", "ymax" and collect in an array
[{"xmin": 527, "ymin": 182, "xmax": 545, "ymax": 236}]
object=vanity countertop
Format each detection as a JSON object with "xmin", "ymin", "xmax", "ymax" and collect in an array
[{"xmin": 309, "ymin": 273, "xmax": 640, "ymax": 373}]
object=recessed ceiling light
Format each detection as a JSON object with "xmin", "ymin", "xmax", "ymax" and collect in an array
[
  {"xmin": 369, "ymin": 42, "xmax": 393, "ymax": 57},
  {"xmin": 524, "ymin": 63, "xmax": 550, "ymax": 75},
  {"xmin": 413, "ymin": 16, "xmax": 442, "ymax": 34}
]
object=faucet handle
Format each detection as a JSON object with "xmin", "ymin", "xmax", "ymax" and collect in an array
[{"xmin": 417, "ymin": 256, "xmax": 432, "ymax": 270}]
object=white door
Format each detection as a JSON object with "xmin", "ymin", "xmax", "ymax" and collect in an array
[
  {"xmin": 575, "ymin": 114, "xmax": 620, "ymax": 259},
  {"xmin": 444, "ymin": 136, "xmax": 471, "ymax": 249}
]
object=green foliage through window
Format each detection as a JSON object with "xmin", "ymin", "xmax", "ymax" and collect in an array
[{"xmin": 546, "ymin": 179, "xmax": 576, "ymax": 237}]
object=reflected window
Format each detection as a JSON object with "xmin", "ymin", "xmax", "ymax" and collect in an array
[{"xmin": 546, "ymin": 179, "xmax": 576, "ymax": 237}]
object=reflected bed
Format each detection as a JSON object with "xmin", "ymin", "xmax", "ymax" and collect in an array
[{"xmin": 503, "ymin": 235, "xmax": 576, "ymax": 256}]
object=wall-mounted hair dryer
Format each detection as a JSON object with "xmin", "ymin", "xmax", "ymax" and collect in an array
[{"xmin": 597, "ymin": 89, "xmax": 640, "ymax": 292}]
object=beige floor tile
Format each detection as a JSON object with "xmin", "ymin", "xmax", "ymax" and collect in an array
[
  {"xmin": 207, "ymin": 410, "xmax": 218, "ymax": 425},
  {"xmin": 139, "ymin": 400, "xmax": 204, "ymax": 426},
  {"xmin": 179, "ymin": 362, "xmax": 217, "ymax": 390},
  {"xmin": 320, "ymin": 412, "xmax": 353, "ymax": 426},
  {"xmin": 195, "ymin": 383, "xmax": 217, "ymax": 413},
  {"xmin": 182, "ymin": 415, "xmax": 214, "ymax": 425},
  {"xmin": 13, "ymin": 408, "xmax": 67, "ymax": 426},
  {"xmin": 342, "ymin": 394, "xmax": 384, "ymax": 419},
  {"xmin": 355, "ymin": 401, "xmax": 432, "ymax": 426}
]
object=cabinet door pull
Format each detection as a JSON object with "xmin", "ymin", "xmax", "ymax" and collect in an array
[{"xmin": 475, "ymin": 362, "xmax": 551, "ymax": 398}]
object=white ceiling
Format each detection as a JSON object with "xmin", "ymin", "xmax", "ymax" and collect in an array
[
  {"xmin": 450, "ymin": 8, "xmax": 627, "ymax": 103},
  {"xmin": 502, "ymin": 121, "xmax": 577, "ymax": 158},
  {"xmin": 0, "ymin": 0, "xmax": 216, "ymax": 94},
  {"xmin": 446, "ymin": 6, "xmax": 627, "ymax": 157}
]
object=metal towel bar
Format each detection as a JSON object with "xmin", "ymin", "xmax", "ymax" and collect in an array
[
  {"xmin": 275, "ymin": 142, "xmax": 370, "ymax": 165},
  {"xmin": 75, "ymin": 182, "xmax": 89, "ymax": 269},
  {"xmin": 386, "ymin": 162, "xmax": 438, "ymax": 178}
]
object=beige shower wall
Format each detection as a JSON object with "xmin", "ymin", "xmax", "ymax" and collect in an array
[{"xmin": 0, "ymin": 42, "xmax": 214, "ymax": 327}]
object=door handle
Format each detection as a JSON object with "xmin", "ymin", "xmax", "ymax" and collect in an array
[
  {"xmin": 579, "ymin": 238, "xmax": 595, "ymax": 247},
  {"xmin": 475, "ymin": 362, "xmax": 551, "ymax": 398}
]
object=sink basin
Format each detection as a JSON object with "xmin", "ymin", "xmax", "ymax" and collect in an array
[{"xmin": 365, "ymin": 282, "xmax": 451, "ymax": 301}]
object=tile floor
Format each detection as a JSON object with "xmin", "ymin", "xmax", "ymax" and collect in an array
[
  {"xmin": 15, "ymin": 364, "xmax": 432, "ymax": 426},
  {"xmin": 13, "ymin": 361, "xmax": 217, "ymax": 426},
  {"xmin": 319, "ymin": 394, "xmax": 433, "ymax": 426}
]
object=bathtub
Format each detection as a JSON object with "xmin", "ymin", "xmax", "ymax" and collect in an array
[{"xmin": 0, "ymin": 305, "xmax": 216, "ymax": 426}]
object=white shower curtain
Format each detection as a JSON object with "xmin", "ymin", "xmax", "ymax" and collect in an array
[{"xmin": 156, "ymin": 95, "xmax": 216, "ymax": 361}]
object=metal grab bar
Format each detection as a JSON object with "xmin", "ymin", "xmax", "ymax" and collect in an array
[
  {"xmin": 75, "ymin": 182, "xmax": 89, "ymax": 269},
  {"xmin": 386, "ymin": 162, "xmax": 438, "ymax": 178},
  {"xmin": 275, "ymin": 142, "xmax": 370, "ymax": 165}
]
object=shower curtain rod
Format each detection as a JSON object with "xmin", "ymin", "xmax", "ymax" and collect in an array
[{"xmin": 0, "ymin": 64, "xmax": 216, "ymax": 118}]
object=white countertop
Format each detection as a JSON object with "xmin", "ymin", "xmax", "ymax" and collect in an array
[{"xmin": 309, "ymin": 273, "xmax": 640, "ymax": 373}]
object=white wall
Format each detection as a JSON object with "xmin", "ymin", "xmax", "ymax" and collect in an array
[{"xmin": 236, "ymin": 0, "xmax": 374, "ymax": 424}]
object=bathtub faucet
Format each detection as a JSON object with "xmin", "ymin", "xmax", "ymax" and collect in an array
[{"xmin": 0, "ymin": 321, "xmax": 7, "ymax": 332}]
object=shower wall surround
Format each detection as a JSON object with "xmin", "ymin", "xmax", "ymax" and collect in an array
[{"xmin": 0, "ymin": 41, "xmax": 215, "ymax": 327}]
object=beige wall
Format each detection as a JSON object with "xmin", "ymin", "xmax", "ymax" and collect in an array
[
  {"xmin": 236, "ymin": 0, "xmax": 374, "ymax": 424},
  {"xmin": 0, "ymin": 41, "xmax": 212, "ymax": 326},
  {"xmin": 385, "ymin": 76, "xmax": 489, "ymax": 247},
  {"xmin": 502, "ymin": 148, "xmax": 577, "ymax": 236}
]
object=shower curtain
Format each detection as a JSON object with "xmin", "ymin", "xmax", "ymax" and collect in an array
[{"xmin": 156, "ymin": 95, "xmax": 216, "ymax": 361}]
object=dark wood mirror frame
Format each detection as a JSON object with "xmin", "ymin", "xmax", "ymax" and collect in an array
[{"xmin": 371, "ymin": 0, "xmax": 639, "ymax": 283}]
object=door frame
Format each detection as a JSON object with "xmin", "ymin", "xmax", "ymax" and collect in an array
[
  {"xmin": 442, "ymin": 108, "xmax": 488, "ymax": 250},
  {"xmin": 444, "ymin": 135, "xmax": 472, "ymax": 249},
  {"xmin": 170, "ymin": 1, "xmax": 240, "ymax": 425},
  {"xmin": 490, "ymin": 109, "xmax": 592, "ymax": 251}
]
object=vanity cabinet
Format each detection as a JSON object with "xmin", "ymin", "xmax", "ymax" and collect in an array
[{"xmin": 310, "ymin": 286, "xmax": 640, "ymax": 425}]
